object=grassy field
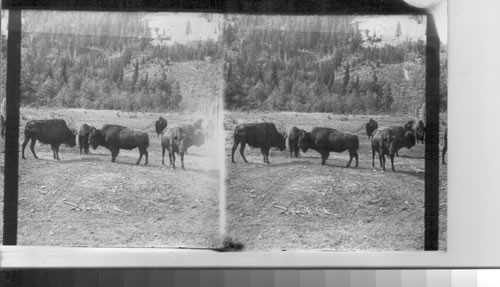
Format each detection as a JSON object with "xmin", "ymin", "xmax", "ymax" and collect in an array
[
  {"xmin": 224, "ymin": 111, "xmax": 447, "ymax": 251},
  {"xmin": 0, "ymin": 107, "xmax": 221, "ymax": 248}
]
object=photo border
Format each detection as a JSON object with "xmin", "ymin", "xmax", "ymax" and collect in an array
[{"xmin": 1, "ymin": 0, "xmax": 445, "ymax": 268}]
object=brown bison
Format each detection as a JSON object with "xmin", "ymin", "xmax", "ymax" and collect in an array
[
  {"xmin": 442, "ymin": 127, "xmax": 447, "ymax": 165},
  {"xmin": 78, "ymin": 123, "xmax": 94, "ymax": 155},
  {"xmin": 287, "ymin": 126, "xmax": 305, "ymax": 158},
  {"xmin": 155, "ymin": 116, "xmax": 168, "ymax": 136},
  {"xmin": 22, "ymin": 119, "xmax": 77, "ymax": 160},
  {"xmin": 231, "ymin": 122, "xmax": 286, "ymax": 164},
  {"xmin": 89, "ymin": 124, "xmax": 149, "ymax": 165},
  {"xmin": 371, "ymin": 126, "xmax": 416, "ymax": 172},
  {"xmin": 161, "ymin": 126, "xmax": 204, "ymax": 169},
  {"xmin": 404, "ymin": 119, "xmax": 426, "ymax": 144},
  {"xmin": 365, "ymin": 118, "xmax": 378, "ymax": 138},
  {"xmin": 298, "ymin": 127, "xmax": 359, "ymax": 167}
]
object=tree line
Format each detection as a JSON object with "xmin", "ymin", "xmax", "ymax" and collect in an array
[
  {"xmin": 19, "ymin": 11, "xmax": 223, "ymax": 112},
  {"xmin": 224, "ymin": 15, "xmax": 445, "ymax": 114}
]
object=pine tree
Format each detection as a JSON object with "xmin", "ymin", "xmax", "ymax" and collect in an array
[
  {"xmin": 395, "ymin": 21, "xmax": 402, "ymax": 43},
  {"xmin": 132, "ymin": 60, "xmax": 139, "ymax": 91},
  {"xmin": 186, "ymin": 20, "xmax": 192, "ymax": 40},
  {"xmin": 60, "ymin": 59, "xmax": 68, "ymax": 84}
]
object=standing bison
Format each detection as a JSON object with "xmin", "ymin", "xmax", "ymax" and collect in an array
[
  {"xmin": 161, "ymin": 126, "xmax": 204, "ymax": 169},
  {"xmin": 78, "ymin": 123, "xmax": 94, "ymax": 155},
  {"xmin": 287, "ymin": 126, "xmax": 305, "ymax": 158},
  {"xmin": 155, "ymin": 116, "xmax": 168, "ymax": 136},
  {"xmin": 404, "ymin": 119, "xmax": 426, "ymax": 144},
  {"xmin": 365, "ymin": 118, "xmax": 378, "ymax": 138},
  {"xmin": 371, "ymin": 126, "xmax": 416, "ymax": 172},
  {"xmin": 89, "ymin": 124, "xmax": 149, "ymax": 165},
  {"xmin": 442, "ymin": 127, "xmax": 448, "ymax": 165},
  {"xmin": 161, "ymin": 126, "xmax": 188, "ymax": 169},
  {"xmin": 231, "ymin": 122, "xmax": 286, "ymax": 164},
  {"xmin": 22, "ymin": 119, "xmax": 77, "ymax": 160},
  {"xmin": 298, "ymin": 127, "xmax": 359, "ymax": 168}
]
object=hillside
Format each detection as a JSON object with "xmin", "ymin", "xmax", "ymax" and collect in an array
[{"xmin": 124, "ymin": 59, "xmax": 223, "ymax": 113}]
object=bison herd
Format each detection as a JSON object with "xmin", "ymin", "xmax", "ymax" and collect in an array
[
  {"xmin": 231, "ymin": 118, "xmax": 448, "ymax": 172},
  {"xmin": 21, "ymin": 116, "xmax": 214, "ymax": 170},
  {"xmin": 19, "ymin": 115, "xmax": 447, "ymax": 172}
]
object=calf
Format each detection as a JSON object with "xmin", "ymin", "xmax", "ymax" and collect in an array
[
  {"xmin": 78, "ymin": 123, "xmax": 94, "ymax": 154},
  {"xmin": 287, "ymin": 126, "xmax": 304, "ymax": 158}
]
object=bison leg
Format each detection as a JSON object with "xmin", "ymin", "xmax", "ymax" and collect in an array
[
  {"xmin": 162, "ymin": 147, "xmax": 166, "ymax": 165},
  {"xmin": 264, "ymin": 147, "xmax": 271, "ymax": 164},
  {"xmin": 239, "ymin": 142, "xmax": 249, "ymax": 163},
  {"xmin": 294, "ymin": 146, "xmax": 300, "ymax": 158},
  {"xmin": 180, "ymin": 152, "xmax": 185, "ymax": 169},
  {"xmin": 170, "ymin": 151, "xmax": 176, "ymax": 170},
  {"xmin": 346, "ymin": 151, "xmax": 354, "ymax": 168},
  {"xmin": 379, "ymin": 153, "xmax": 385, "ymax": 172},
  {"xmin": 354, "ymin": 152, "xmax": 359, "ymax": 168},
  {"xmin": 110, "ymin": 148, "xmax": 119, "ymax": 162},
  {"xmin": 136, "ymin": 152, "xmax": 143, "ymax": 165},
  {"xmin": 144, "ymin": 149, "xmax": 148, "ymax": 165},
  {"xmin": 260, "ymin": 147, "xmax": 267, "ymax": 164},
  {"xmin": 51, "ymin": 144, "xmax": 60, "ymax": 160},
  {"xmin": 231, "ymin": 139, "xmax": 240, "ymax": 163},
  {"xmin": 84, "ymin": 141, "xmax": 90, "ymax": 154},
  {"xmin": 390, "ymin": 154, "xmax": 396, "ymax": 172},
  {"xmin": 22, "ymin": 136, "xmax": 31, "ymax": 159},
  {"xmin": 29, "ymin": 138, "xmax": 39, "ymax": 159},
  {"xmin": 320, "ymin": 150, "xmax": 329, "ymax": 165}
]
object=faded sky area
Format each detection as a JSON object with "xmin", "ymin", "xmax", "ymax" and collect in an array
[
  {"xmin": 144, "ymin": 12, "xmax": 222, "ymax": 45},
  {"xmin": 356, "ymin": 15, "xmax": 429, "ymax": 46}
]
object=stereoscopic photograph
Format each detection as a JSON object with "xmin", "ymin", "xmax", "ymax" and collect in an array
[
  {"xmin": 224, "ymin": 14, "xmax": 447, "ymax": 251},
  {"xmin": 1, "ymin": 11, "xmax": 224, "ymax": 247}
]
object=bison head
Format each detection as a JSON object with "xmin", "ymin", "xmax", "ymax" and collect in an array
[
  {"xmin": 276, "ymin": 132, "xmax": 286, "ymax": 151},
  {"xmin": 88, "ymin": 127, "xmax": 100, "ymax": 150},
  {"xmin": 365, "ymin": 119, "xmax": 378, "ymax": 138},
  {"xmin": 155, "ymin": 116, "xmax": 168, "ymax": 137},
  {"xmin": 67, "ymin": 128, "xmax": 77, "ymax": 147},
  {"xmin": 404, "ymin": 120, "xmax": 415, "ymax": 131},
  {"xmin": 404, "ymin": 131, "xmax": 416, "ymax": 149},
  {"xmin": 298, "ymin": 130, "xmax": 310, "ymax": 153}
]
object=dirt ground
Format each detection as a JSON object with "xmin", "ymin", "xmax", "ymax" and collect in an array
[
  {"xmin": 1, "ymin": 107, "xmax": 221, "ymax": 248},
  {"xmin": 224, "ymin": 112, "xmax": 447, "ymax": 251}
]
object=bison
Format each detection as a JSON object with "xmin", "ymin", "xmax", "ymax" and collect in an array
[
  {"xmin": 298, "ymin": 127, "xmax": 359, "ymax": 167},
  {"xmin": 161, "ymin": 126, "xmax": 187, "ymax": 169},
  {"xmin": 365, "ymin": 118, "xmax": 378, "ymax": 138},
  {"xmin": 155, "ymin": 116, "xmax": 168, "ymax": 136},
  {"xmin": 162, "ymin": 127, "xmax": 205, "ymax": 169},
  {"xmin": 78, "ymin": 123, "xmax": 94, "ymax": 154},
  {"xmin": 371, "ymin": 126, "xmax": 416, "ymax": 172},
  {"xmin": 231, "ymin": 122, "xmax": 286, "ymax": 164},
  {"xmin": 21, "ymin": 119, "xmax": 77, "ymax": 160},
  {"xmin": 404, "ymin": 119, "xmax": 426, "ymax": 144},
  {"xmin": 287, "ymin": 126, "xmax": 305, "ymax": 158},
  {"xmin": 89, "ymin": 124, "xmax": 149, "ymax": 165},
  {"xmin": 442, "ymin": 127, "xmax": 448, "ymax": 165}
]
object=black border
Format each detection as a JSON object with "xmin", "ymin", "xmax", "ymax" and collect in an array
[{"xmin": 1, "ymin": 0, "xmax": 439, "ymax": 255}]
